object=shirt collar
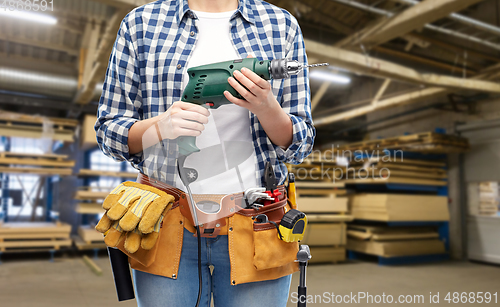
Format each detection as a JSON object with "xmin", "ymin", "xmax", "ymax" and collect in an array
[{"xmin": 176, "ymin": 0, "xmax": 255, "ymax": 25}]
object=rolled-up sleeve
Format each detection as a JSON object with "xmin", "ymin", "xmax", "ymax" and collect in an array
[
  {"xmin": 95, "ymin": 17, "xmax": 143, "ymax": 164},
  {"xmin": 273, "ymin": 23, "xmax": 316, "ymax": 165}
]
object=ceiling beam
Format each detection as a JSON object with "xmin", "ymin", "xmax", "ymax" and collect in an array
[
  {"xmin": 314, "ymin": 62, "xmax": 500, "ymax": 126},
  {"xmin": 373, "ymin": 46, "xmax": 477, "ymax": 75},
  {"xmin": 74, "ymin": 9, "xmax": 129, "ymax": 105},
  {"xmin": 311, "ymin": 81, "xmax": 330, "ymax": 113},
  {"xmin": 335, "ymin": 0, "xmax": 484, "ymax": 48},
  {"xmin": 0, "ymin": 34, "xmax": 79, "ymax": 56},
  {"xmin": 305, "ymin": 39, "xmax": 500, "ymax": 93}
]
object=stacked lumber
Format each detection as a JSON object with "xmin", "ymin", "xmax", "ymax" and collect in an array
[
  {"xmin": 347, "ymin": 225, "xmax": 446, "ymax": 257},
  {"xmin": 287, "ymin": 161, "xmax": 352, "ymax": 263},
  {"xmin": 73, "ymin": 226, "xmax": 106, "ymax": 250},
  {"xmin": 468, "ymin": 182, "xmax": 499, "ymax": 216},
  {"xmin": 0, "ymin": 152, "xmax": 74, "ymax": 176},
  {"xmin": 73, "ymin": 187, "xmax": 108, "ymax": 250},
  {"xmin": 351, "ymin": 194, "xmax": 450, "ymax": 222},
  {"xmin": 336, "ymin": 132, "xmax": 469, "ymax": 153},
  {"xmin": 343, "ymin": 157, "xmax": 447, "ymax": 186},
  {"xmin": 74, "ymin": 187, "xmax": 108, "ymax": 215},
  {"xmin": 0, "ymin": 222, "xmax": 71, "ymax": 252},
  {"xmin": 0, "ymin": 111, "xmax": 77, "ymax": 142}
]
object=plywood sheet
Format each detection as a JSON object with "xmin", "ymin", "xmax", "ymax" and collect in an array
[
  {"xmin": 301, "ymin": 223, "xmax": 346, "ymax": 246},
  {"xmin": 347, "ymin": 239, "xmax": 446, "ymax": 257},
  {"xmin": 297, "ymin": 196, "xmax": 348, "ymax": 213}
]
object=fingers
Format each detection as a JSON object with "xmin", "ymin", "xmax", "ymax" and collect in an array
[
  {"xmin": 175, "ymin": 101, "xmax": 210, "ymax": 117},
  {"xmin": 224, "ymin": 90, "xmax": 249, "ymax": 108},
  {"xmin": 238, "ymin": 68, "xmax": 270, "ymax": 90},
  {"xmin": 178, "ymin": 109, "xmax": 209, "ymax": 125},
  {"xmin": 172, "ymin": 117, "xmax": 206, "ymax": 133},
  {"xmin": 228, "ymin": 75, "xmax": 256, "ymax": 101}
]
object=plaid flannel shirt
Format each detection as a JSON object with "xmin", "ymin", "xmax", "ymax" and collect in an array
[{"xmin": 95, "ymin": 0, "xmax": 315, "ymax": 188}]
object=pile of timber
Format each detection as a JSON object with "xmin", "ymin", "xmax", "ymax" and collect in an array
[
  {"xmin": 0, "ymin": 222, "xmax": 71, "ymax": 252},
  {"xmin": 74, "ymin": 187, "xmax": 108, "ymax": 215},
  {"xmin": 0, "ymin": 152, "xmax": 74, "ymax": 176},
  {"xmin": 287, "ymin": 162, "xmax": 352, "ymax": 263},
  {"xmin": 347, "ymin": 225, "xmax": 446, "ymax": 257},
  {"xmin": 351, "ymin": 194, "xmax": 450, "ymax": 222},
  {"xmin": 0, "ymin": 111, "xmax": 77, "ymax": 142},
  {"xmin": 343, "ymin": 156, "xmax": 448, "ymax": 186},
  {"xmin": 73, "ymin": 226, "xmax": 106, "ymax": 250},
  {"xmin": 468, "ymin": 182, "xmax": 499, "ymax": 216},
  {"xmin": 73, "ymin": 187, "xmax": 109, "ymax": 250},
  {"xmin": 336, "ymin": 131, "xmax": 469, "ymax": 153}
]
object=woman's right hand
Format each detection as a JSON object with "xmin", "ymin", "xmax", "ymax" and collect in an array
[{"xmin": 157, "ymin": 101, "xmax": 210, "ymax": 140}]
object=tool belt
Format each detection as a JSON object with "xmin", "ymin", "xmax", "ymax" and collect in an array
[{"xmin": 137, "ymin": 173, "xmax": 288, "ymax": 238}]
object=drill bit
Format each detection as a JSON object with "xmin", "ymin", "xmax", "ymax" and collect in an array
[{"xmin": 303, "ymin": 63, "xmax": 329, "ymax": 68}]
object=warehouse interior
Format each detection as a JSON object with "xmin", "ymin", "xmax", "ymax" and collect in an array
[{"xmin": 1, "ymin": 0, "xmax": 500, "ymax": 306}]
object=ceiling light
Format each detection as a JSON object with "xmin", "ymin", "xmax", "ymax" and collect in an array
[
  {"xmin": 0, "ymin": 10, "xmax": 57, "ymax": 25},
  {"xmin": 310, "ymin": 70, "xmax": 351, "ymax": 84}
]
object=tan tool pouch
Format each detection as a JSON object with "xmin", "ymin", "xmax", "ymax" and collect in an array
[{"xmin": 233, "ymin": 192, "xmax": 299, "ymax": 271}]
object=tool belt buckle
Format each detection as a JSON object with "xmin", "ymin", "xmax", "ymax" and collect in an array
[{"xmin": 180, "ymin": 193, "xmax": 239, "ymax": 238}]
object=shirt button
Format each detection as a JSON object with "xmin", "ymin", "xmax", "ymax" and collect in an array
[
  {"xmin": 177, "ymin": 64, "xmax": 182, "ymax": 70},
  {"xmin": 190, "ymin": 31, "xmax": 195, "ymax": 37}
]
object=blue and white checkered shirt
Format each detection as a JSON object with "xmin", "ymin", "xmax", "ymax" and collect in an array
[{"xmin": 95, "ymin": 0, "xmax": 315, "ymax": 188}]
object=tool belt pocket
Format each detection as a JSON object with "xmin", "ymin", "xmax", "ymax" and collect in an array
[
  {"xmin": 238, "ymin": 197, "xmax": 299, "ymax": 271},
  {"xmin": 117, "ymin": 229, "xmax": 160, "ymax": 267}
]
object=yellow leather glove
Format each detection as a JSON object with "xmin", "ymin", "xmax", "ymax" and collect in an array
[{"xmin": 95, "ymin": 181, "xmax": 175, "ymax": 253}]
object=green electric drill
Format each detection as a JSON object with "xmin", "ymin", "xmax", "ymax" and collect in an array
[{"xmin": 178, "ymin": 57, "xmax": 329, "ymax": 157}]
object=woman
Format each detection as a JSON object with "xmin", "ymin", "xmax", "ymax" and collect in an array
[{"xmin": 95, "ymin": 0, "xmax": 315, "ymax": 306}]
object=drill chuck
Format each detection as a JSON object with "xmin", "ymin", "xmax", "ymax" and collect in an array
[{"xmin": 269, "ymin": 59, "xmax": 329, "ymax": 79}]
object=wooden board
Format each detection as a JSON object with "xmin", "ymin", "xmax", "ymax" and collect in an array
[
  {"xmin": 78, "ymin": 169, "xmax": 138, "ymax": 178},
  {"xmin": 76, "ymin": 203, "xmax": 104, "ymax": 214},
  {"xmin": 307, "ymin": 214, "xmax": 354, "ymax": 223},
  {"xmin": 81, "ymin": 115, "xmax": 98, "ymax": 150},
  {"xmin": 78, "ymin": 225, "xmax": 104, "ymax": 243},
  {"xmin": 0, "ymin": 239, "xmax": 72, "ymax": 251},
  {"xmin": 353, "ymin": 168, "xmax": 447, "ymax": 180},
  {"xmin": 309, "ymin": 246, "xmax": 346, "ymax": 264},
  {"xmin": 336, "ymin": 132, "xmax": 469, "ymax": 153},
  {"xmin": 0, "ymin": 111, "xmax": 78, "ymax": 128},
  {"xmin": 297, "ymin": 196, "xmax": 348, "ymax": 213},
  {"xmin": 297, "ymin": 189, "xmax": 347, "ymax": 196},
  {"xmin": 73, "ymin": 236, "xmax": 107, "ymax": 250},
  {"xmin": 343, "ymin": 177, "xmax": 447, "ymax": 186},
  {"xmin": 0, "ymin": 166, "xmax": 72, "ymax": 176},
  {"xmin": 0, "ymin": 123, "xmax": 74, "ymax": 142},
  {"xmin": 351, "ymin": 194, "xmax": 450, "ymax": 222},
  {"xmin": 301, "ymin": 223, "xmax": 346, "ymax": 246},
  {"xmin": 350, "ymin": 158, "xmax": 446, "ymax": 168},
  {"xmin": 0, "ymin": 152, "xmax": 69, "ymax": 160},
  {"xmin": 0, "ymin": 222, "xmax": 71, "ymax": 235},
  {"xmin": 347, "ymin": 225, "xmax": 439, "ymax": 241},
  {"xmin": 294, "ymin": 181, "xmax": 345, "ymax": 189},
  {"xmin": 75, "ymin": 191, "xmax": 110, "ymax": 200},
  {"xmin": 0, "ymin": 156, "xmax": 75, "ymax": 168},
  {"xmin": 0, "ymin": 222, "xmax": 72, "ymax": 252},
  {"xmin": 346, "ymin": 238, "xmax": 446, "ymax": 257}
]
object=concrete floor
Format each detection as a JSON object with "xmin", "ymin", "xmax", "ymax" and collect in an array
[{"xmin": 0, "ymin": 255, "xmax": 499, "ymax": 306}]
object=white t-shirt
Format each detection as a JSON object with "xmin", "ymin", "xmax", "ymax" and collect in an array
[{"xmin": 177, "ymin": 9, "xmax": 259, "ymax": 194}]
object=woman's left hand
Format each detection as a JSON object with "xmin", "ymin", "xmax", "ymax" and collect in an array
[{"xmin": 224, "ymin": 64, "xmax": 280, "ymax": 117}]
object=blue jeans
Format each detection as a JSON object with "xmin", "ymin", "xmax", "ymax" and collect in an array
[{"xmin": 133, "ymin": 228, "xmax": 292, "ymax": 307}]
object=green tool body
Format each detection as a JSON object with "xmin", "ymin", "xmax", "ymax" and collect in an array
[
  {"xmin": 178, "ymin": 57, "xmax": 328, "ymax": 156},
  {"xmin": 179, "ymin": 58, "xmax": 270, "ymax": 156}
]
